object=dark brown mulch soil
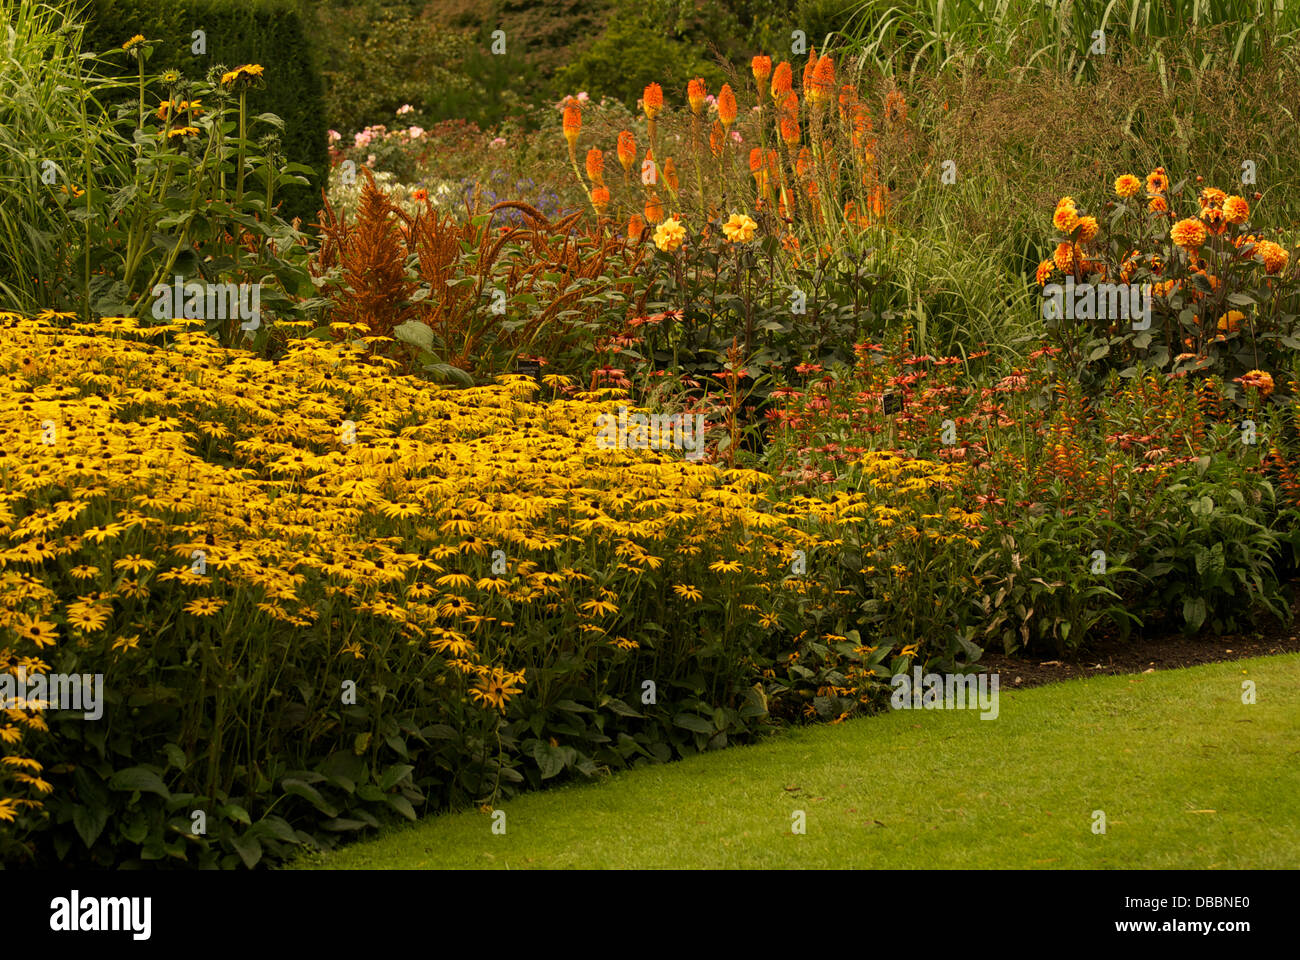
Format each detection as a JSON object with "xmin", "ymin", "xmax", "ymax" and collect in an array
[{"xmin": 979, "ymin": 584, "xmax": 1300, "ymax": 690}]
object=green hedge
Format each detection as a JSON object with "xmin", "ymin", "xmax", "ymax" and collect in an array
[{"xmin": 81, "ymin": 0, "xmax": 327, "ymax": 226}]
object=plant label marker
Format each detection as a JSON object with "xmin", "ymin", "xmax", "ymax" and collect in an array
[
  {"xmin": 882, "ymin": 391, "xmax": 902, "ymax": 415},
  {"xmin": 517, "ymin": 358, "xmax": 541, "ymax": 379}
]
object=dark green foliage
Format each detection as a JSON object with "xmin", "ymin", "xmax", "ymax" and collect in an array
[{"xmin": 82, "ymin": 0, "xmax": 327, "ymax": 225}]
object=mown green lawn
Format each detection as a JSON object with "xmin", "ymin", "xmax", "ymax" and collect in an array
[{"xmin": 299, "ymin": 654, "xmax": 1300, "ymax": 869}]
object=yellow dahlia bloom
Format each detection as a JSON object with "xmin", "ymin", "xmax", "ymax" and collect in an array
[
  {"xmin": 653, "ymin": 217, "xmax": 687, "ymax": 252},
  {"xmin": 1217, "ymin": 310, "xmax": 1244, "ymax": 333},
  {"xmin": 1035, "ymin": 259, "xmax": 1055, "ymax": 285},
  {"xmin": 722, "ymin": 213, "xmax": 758, "ymax": 243},
  {"xmin": 1114, "ymin": 174, "xmax": 1141, "ymax": 199}
]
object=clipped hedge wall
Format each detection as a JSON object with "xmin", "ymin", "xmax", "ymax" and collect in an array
[{"xmin": 81, "ymin": 0, "xmax": 327, "ymax": 226}]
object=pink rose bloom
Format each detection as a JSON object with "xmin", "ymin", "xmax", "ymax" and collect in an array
[
  {"xmin": 577, "ymin": 91, "xmax": 589, "ymax": 102},
  {"xmin": 407, "ymin": 126, "xmax": 425, "ymax": 138},
  {"xmin": 490, "ymin": 137, "xmax": 506, "ymax": 149},
  {"xmin": 328, "ymin": 129, "xmax": 341, "ymax": 143},
  {"xmin": 353, "ymin": 131, "xmax": 372, "ymax": 148},
  {"xmin": 397, "ymin": 104, "xmax": 414, "ymax": 115}
]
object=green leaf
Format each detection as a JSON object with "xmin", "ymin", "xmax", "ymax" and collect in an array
[
  {"xmin": 108, "ymin": 766, "xmax": 171, "ymax": 799},
  {"xmin": 379, "ymin": 764, "xmax": 414, "ymax": 791},
  {"xmin": 230, "ymin": 833, "xmax": 263, "ymax": 869},
  {"xmin": 387, "ymin": 794, "xmax": 417, "ymax": 821},
  {"xmin": 281, "ymin": 779, "xmax": 338, "ymax": 816},
  {"xmin": 673, "ymin": 712, "xmax": 714, "ymax": 734},
  {"xmin": 73, "ymin": 804, "xmax": 109, "ymax": 849},
  {"xmin": 393, "ymin": 320, "xmax": 436, "ymax": 353}
]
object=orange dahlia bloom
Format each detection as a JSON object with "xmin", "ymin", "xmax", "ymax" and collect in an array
[
  {"xmin": 1223, "ymin": 195, "xmax": 1249, "ymax": 224},
  {"xmin": 643, "ymin": 83, "xmax": 663, "ymax": 119},
  {"xmin": 585, "ymin": 147, "xmax": 604, "ymax": 185},
  {"xmin": 617, "ymin": 131, "xmax": 636, "ymax": 172},
  {"xmin": 1076, "ymin": 215, "xmax": 1099, "ymax": 243},
  {"xmin": 562, "ymin": 102, "xmax": 581, "ymax": 150},
  {"xmin": 644, "ymin": 193, "xmax": 664, "ymax": 224},
  {"xmin": 1145, "ymin": 167, "xmax": 1169, "ymax": 195},
  {"xmin": 687, "ymin": 77, "xmax": 706, "ymax": 116},
  {"xmin": 809, "ymin": 55, "xmax": 835, "ymax": 103},
  {"xmin": 1114, "ymin": 174, "xmax": 1140, "ymax": 198},
  {"xmin": 1052, "ymin": 201, "xmax": 1079, "ymax": 234},
  {"xmin": 1035, "ymin": 258, "xmax": 1055, "ymax": 285},
  {"xmin": 1052, "ymin": 241, "xmax": 1078, "ymax": 273},
  {"xmin": 1198, "ymin": 186, "xmax": 1226, "ymax": 209},
  {"xmin": 1170, "ymin": 217, "xmax": 1207, "ymax": 250},
  {"xmin": 770, "ymin": 61, "xmax": 792, "ymax": 100},
  {"xmin": 752, "ymin": 55, "xmax": 772, "ymax": 86},
  {"xmin": 1257, "ymin": 239, "xmax": 1289, "ymax": 274},
  {"xmin": 717, "ymin": 84, "xmax": 737, "ymax": 128},
  {"xmin": 1148, "ymin": 195, "xmax": 1168, "ymax": 214},
  {"xmin": 591, "ymin": 185, "xmax": 610, "ymax": 215}
]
